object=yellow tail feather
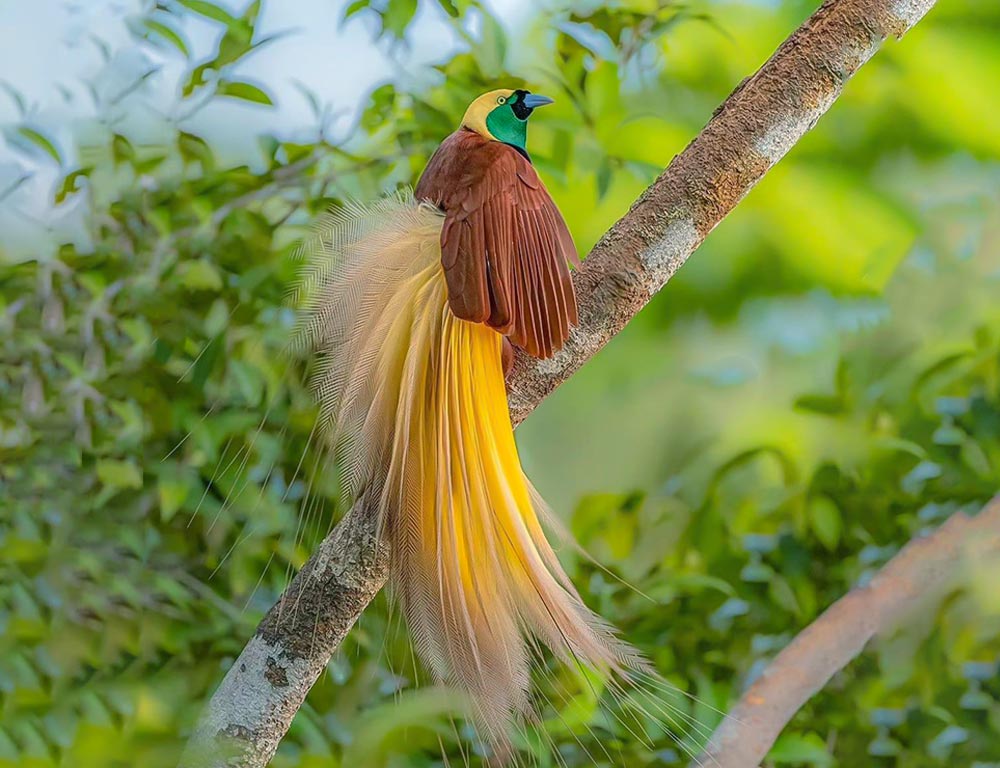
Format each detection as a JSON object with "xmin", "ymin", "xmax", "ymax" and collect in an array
[{"xmin": 293, "ymin": 192, "xmax": 644, "ymax": 740}]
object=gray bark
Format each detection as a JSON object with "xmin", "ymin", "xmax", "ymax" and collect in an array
[{"xmin": 181, "ymin": 489, "xmax": 388, "ymax": 767}]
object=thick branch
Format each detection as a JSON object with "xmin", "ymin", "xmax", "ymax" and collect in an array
[
  {"xmin": 182, "ymin": 491, "xmax": 388, "ymax": 767},
  {"xmin": 182, "ymin": 0, "xmax": 937, "ymax": 764},
  {"xmin": 697, "ymin": 497, "xmax": 1000, "ymax": 768},
  {"xmin": 506, "ymin": 0, "xmax": 935, "ymax": 423}
]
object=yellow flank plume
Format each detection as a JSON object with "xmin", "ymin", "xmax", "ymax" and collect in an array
[{"xmin": 292, "ymin": 191, "xmax": 644, "ymax": 742}]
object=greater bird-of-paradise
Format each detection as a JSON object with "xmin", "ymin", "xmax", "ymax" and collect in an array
[{"xmin": 293, "ymin": 88, "xmax": 650, "ymax": 746}]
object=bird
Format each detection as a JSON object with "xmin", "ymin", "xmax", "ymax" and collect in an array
[{"xmin": 291, "ymin": 88, "xmax": 648, "ymax": 748}]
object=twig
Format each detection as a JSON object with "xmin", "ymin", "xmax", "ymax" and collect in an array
[{"xmin": 695, "ymin": 496, "xmax": 1000, "ymax": 768}]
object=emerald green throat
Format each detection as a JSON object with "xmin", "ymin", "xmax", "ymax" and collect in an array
[{"xmin": 486, "ymin": 105, "xmax": 527, "ymax": 152}]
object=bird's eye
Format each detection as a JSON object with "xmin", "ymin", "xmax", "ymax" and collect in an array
[{"xmin": 497, "ymin": 96, "xmax": 506, "ymax": 105}]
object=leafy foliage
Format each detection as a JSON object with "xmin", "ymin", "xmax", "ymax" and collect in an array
[{"xmin": 1, "ymin": 1, "xmax": 999, "ymax": 766}]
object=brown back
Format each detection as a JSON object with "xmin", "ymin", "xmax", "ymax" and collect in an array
[{"xmin": 415, "ymin": 129, "xmax": 578, "ymax": 359}]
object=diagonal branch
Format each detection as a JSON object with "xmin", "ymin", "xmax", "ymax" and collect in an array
[
  {"xmin": 181, "ymin": 0, "xmax": 938, "ymax": 765},
  {"xmin": 696, "ymin": 496, "xmax": 1000, "ymax": 768},
  {"xmin": 505, "ymin": 0, "xmax": 935, "ymax": 425}
]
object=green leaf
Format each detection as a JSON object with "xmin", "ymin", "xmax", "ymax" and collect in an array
[
  {"xmin": 595, "ymin": 158, "xmax": 613, "ymax": 201},
  {"xmin": 808, "ymin": 496, "xmax": 842, "ymax": 551},
  {"xmin": 437, "ymin": 0, "xmax": 460, "ymax": 17},
  {"xmin": 191, "ymin": 335, "xmax": 223, "ymax": 391},
  {"xmin": 216, "ymin": 80, "xmax": 274, "ymax": 106},
  {"xmin": 382, "ymin": 0, "xmax": 418, "ymax": 39},
  {"xmin": 178, "ymin": 260, "xmax": 224, "ymax": 291},
  {"xmin": 915, "ymin": 351, "xmax": 972, "ymax": 391},
  {"xmin": 96, "ymin": 459, "xmax": 143, "ymax": 491},
  {"xmin": 768, "ymin": 575, "xmax": 802, "ymax": 617},
  {"xmin": 874, "ymin": 438, "xmax": 927, "ymax": 460},
  {"xmin": 143, "ymin": 18, "xmax": 190, "ymax": 57},
  {"xmin": 794, "ymin": 393, "xmax": 846, "ymax": 416},
  {"xmin": 671, "ymin": 572, "xmax": 738, "ymax": 598},
  {"xmin": 241, "ymin": 0, "xmax": 261, "ymax": 24},
  {"xmin": 835, "ymin": 357, "xmax": 850, "ymax": 395},
  {"xmin": 112, "ymin": 133, "xmax": 135, "ymax": 165},
  {"xmin": 178, "ymin": 131, "xmax": 215, "ymax": 168},
  {"xmin": 344, "ymin": 0, "xmax": 369, "ymax": 19},
  {"xmin": 55, "ymin": 168, "xmax": 91, "ymax": 204},
  {"xmin": 228, "ymin": 360, "xmax": 264, "ymax": 406},
  {"xmin": 960, "ymin": 438, "xmax": 992, "ymax": 477},
  {"xmin": 182, "ymin": 63, "xmax": 212, "ymax": 97},
  {"xmin": 177, "ymin": 0, "xmax": 237, "ymax": 25},
  {"xmin": 216, "ymin": 26, "xmax": 257, "ymax": 67},
  {"xmin": 475, "ymin": 11, "xmax": 507, "ymax": 75},
  {"xmin": 571, "ymin": 491, "xmax": 643, "ymax": 551},
  {"xmin": 158, "ymin": 474, "xmax": 190, "ymax": 523},
  {"xmin": 707, "ymin": 445, "xmax": 798, "ymax": 496},
  {"xmin": 0, "ymin": 727, "xmax": 18, "ymax": 759},
  {"xmin": 768, "ymin": 732, "xmax": 833, "ymax": 765},
  {"xmin": 13, "ymin": 127, "xmax": 62, "ymax": 164}
]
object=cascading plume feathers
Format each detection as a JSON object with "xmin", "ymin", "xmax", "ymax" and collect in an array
[{"xmin": 290, "ymin": 89, "xmax": 701, "ymax": 753}]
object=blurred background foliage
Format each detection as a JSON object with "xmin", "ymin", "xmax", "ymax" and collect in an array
[{"xmin": 2, "ymin": 0, "xmax": 1000, "ymax": 766}]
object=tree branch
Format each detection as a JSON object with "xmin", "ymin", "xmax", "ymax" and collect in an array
[
  {"xmin": 696, "ymin": 496, "xmax": 1000, "ymax": 768},
  {"xmin": 182, "ymin": 0, "xmax": 938, "ymax": 764},
  {"xmin": 183, "ymin": 490, "xmax": 388, "ymax": 767},
  {"xmin": 505, "ymin": 0, "xmax": 935, "ymax": 423}
]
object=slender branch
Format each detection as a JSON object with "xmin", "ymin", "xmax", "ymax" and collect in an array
[
  {"xmin": 182, "ymin": 0, "xmax": 938, "ymax": 764},
  {"xmin": 696, "ymin": 496, "xmax": 1000, "ymax": 768}
]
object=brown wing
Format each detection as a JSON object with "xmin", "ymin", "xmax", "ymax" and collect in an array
[{"xmin": 415, "ymin": 129, "xmax": 578, "ymax": 359}]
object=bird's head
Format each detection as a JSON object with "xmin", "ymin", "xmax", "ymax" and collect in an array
[{"xmin": 461, "ymin": 89, "xmax": 554, "ymax": 157}]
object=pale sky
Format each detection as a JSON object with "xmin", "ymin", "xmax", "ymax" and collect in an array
[{"xmin": 0, "ymin": 0, "xmax": 530, "ymax": 256}]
